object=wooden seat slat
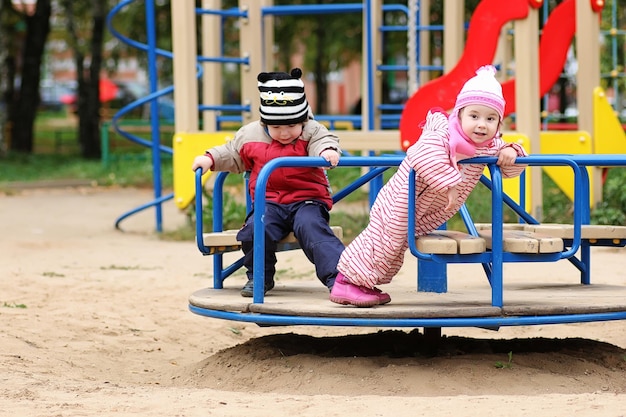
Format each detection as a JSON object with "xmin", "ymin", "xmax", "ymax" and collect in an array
[
  {"xmin": 476, "ymin": 223, "xmax": 626, "ymax": 240},
  {"xmin": 476, "ymin": 223, "xmax": 626, "ymax": 245},
  {"xmin": 202, "ymin": 226, "xmax": 344, "ymax": 249},
  {"xmin": 477, "ymin": 229, "xmax": 564, "ymax": 254},
  {"xmin": 415, "ymin": 233, "xmax": 457, "ymax": 254},
  {"xmin": 416, "ymin": 230, "xmax": 486, "ymax": 254},
  {"xmin": 523, "ymin": 224, "xmax": 626, "ymax": 240}
]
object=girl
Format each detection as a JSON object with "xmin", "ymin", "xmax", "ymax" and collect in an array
[{"xmin": 330, "ymin": 65, "xmax": 528, "ymax": 307}]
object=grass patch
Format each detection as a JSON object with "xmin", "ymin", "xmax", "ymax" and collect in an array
[
  {"xmin": 494, "ymin": 351, "xmax": 514, "ymax": 369},
  {"xmin": 0, "ymin": 151, "xmax": 173, "ymax": 189},
  {"xmin": 3, "ymin": 302, "xmax": 27, "ymax": 309}
]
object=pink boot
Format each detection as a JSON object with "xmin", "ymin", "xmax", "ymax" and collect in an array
[
  {"xmin": 371, "ymin": 287, "xmax": 391, "ymax": 305},
  {"xmin": 330, "ymin": 273, "xmax": 391, "ymax": 307}
]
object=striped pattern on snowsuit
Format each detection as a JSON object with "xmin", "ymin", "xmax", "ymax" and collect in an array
[{"xmin": 337, "ymin": 111, "xmax": 527, "ymax": 289}]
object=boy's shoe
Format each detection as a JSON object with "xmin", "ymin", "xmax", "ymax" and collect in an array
[
  {"xmin": 240, "ymin": 279, "xmax": 275, "ymax": 298},
  {"xmin": 329, "ymin": 273, "xmax": 391, "ymax": 307}
]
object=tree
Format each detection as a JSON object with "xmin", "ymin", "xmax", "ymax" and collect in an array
[
  {"xmin": 0, "ymin": 0, "xmax": 11, "ymax": 156},
  {"xmin": 273, "ymin": 0, "xmax": 362, "ymax": 115},
  {"xmin": 60, "ymin": 0, "xmax": 108, "ymax": 159},
  {"xmin": 10, "ymin": 0, "xmax": 52, "ymax": 153}
]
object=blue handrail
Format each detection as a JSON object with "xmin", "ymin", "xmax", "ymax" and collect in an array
[{"xmin": 194, "ymin": 154, "xmax": 626, "ymax": 313}]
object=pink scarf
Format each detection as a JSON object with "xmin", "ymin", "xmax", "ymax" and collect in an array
[{"xmin": 447, "ymin": 109, "xmax": 497, "ymax": 162}]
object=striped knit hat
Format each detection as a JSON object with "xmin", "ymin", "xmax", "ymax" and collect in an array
[
  {"xmin": 454, "ymin": 65, "xmax": 505, "ymax": 120},
  {"xmin": 258, "ymin": 68, "xmax": 311, "ymax": 125}
]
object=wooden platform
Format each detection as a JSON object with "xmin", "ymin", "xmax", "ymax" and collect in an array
[
  {"xmin": 189, "ymin": 280, "xmax": 626, "ymax": 321},
  {"xmin": 476, "ymin": 223, "xmax": 626, "ymax": 242},
  {"xmin": 201, "ymin": 226, "xmax": 572, "ymax": 256}
]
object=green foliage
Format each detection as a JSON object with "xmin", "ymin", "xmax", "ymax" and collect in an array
[
  {"xmin": 591, "ymin": 168, "xmax": 626, "ymax": 225},
  {"xmin": 599, "ymin": 0, "xmax": 626, "ymax": 95},
  {"xmin": 3, "ymin": 302, "xmax": 27, "ymax": 309},
  {"xmin": 494, "ymin": 351, "xmax": 514, "ymax": 369},
  {"xmin": 42, "ymin": 272, "xmax": 65, "ymax": 278},
  {"xmin": 273, "ymin": 0, "xmax": 362, "ymax": 72},
  {"xmin": 329, "ymin": 210, "xmax": 370, "ymax": 244},
  {"xmin": 541, "ymin": 174, "xmax": 574, "ymax": 224},
  {"xmin": 199, "ymin": 185, "xmax": 247, "ymax": 233},
  {"xmin": 0, "ymin": 152, "xmax": 173, "ymax": 189}
]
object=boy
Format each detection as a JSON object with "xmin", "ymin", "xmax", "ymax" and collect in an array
[{"xmin": 192, "ymin": 68, "xmax": 344, "ymax": 297}]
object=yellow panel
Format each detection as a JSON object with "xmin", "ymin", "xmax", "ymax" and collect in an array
[
  {"xmin": 593, "ymin": 86, "xmax": 626, "ymax": 154},
  {"xmin": 539, "ymin": 131, "xmax": 594, "ymax": 206},
  {"xmin": 172, "ymin": 132, "xmax": 235, "ymax": 209}
]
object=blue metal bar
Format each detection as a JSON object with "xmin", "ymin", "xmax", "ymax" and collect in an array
[
  {"xmin": 380, "ymin": 24, "xmax": 444, "ymax": 32},
  {"xmin": 406, "ymin": 155, "xmax": 587, "ymax": 307},
  {"xmin": 189, "ymin": 305, "xmax": 626, "ymax": 328},
  {"xmin": 236, "ymin": 154, "xmax": 598, "ymax": 305},
  {"xmin": 262, "ymin": 4, "xmax": 363, "ymax": 16},
  {"xmin": 377, "ymin": 64, "xmax": 409, "ymax": 71},
  {"xmin": 195, "ymin": 7, "xmax": 246, "ymax": 18},
  {"xmin": 489, "ymin": 165, "xmax": 504, "ymax": 306},
  {"xmin": 107, "ymin": 1, "xmax": 173, "ymax": 60},
  {"xmin": 364, "ymin": 0, "xmax": 374, "ymax": 131},
  {"xmin": 578, "ymin": 165, "xmax": 592, "ymax": 284},
  {"xmin": 197, "ymin": 55, "xmax": 250, "ymax": 65},
  {"xmin": 251, "ymin": 156, "xmax": 404, "ymax": 304},
  {"xmin": 195, "ymin": 170, "xmax": 247, "ymax": 288},
  {"xmin": 145, "ymin": 0, "xmax": 163, "ymax": 232},
  {"xmin": 469, "ymin": 155, "xmax": 584, "ymax": 259},
  {"xmin": 107, "ymin": 0, "xmax": 175, "ymax": 232},
  {"xmin": 114, "ymin": 192, "xmax": 173, "ymax": 230},
  {"xmin": 191, "ymin": 154, "xmax": 626, "ymax": 328},
  {"xmin": 198, "ymin": 104, "xmax": 251, "ymax": 113},
  {"xmin": 331, "ymin": 166, "xmax": 391, "ymax": 203},
  {"xmin": 195, "ymin": 169, "xmax": 210, "ymax": 255}
]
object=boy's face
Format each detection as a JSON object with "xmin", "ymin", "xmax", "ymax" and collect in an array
[
  {"xmin": 267, "ymin": 124, "xmax": 303, "ymax": 145},
  {"xmin": 459, "ymin": 104, "xmax": 500, "ymax": 143}
]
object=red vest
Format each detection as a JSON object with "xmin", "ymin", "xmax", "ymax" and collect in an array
[{"xmin": 240, "ymin": 138, "xmax": 333, "ymax": 209}]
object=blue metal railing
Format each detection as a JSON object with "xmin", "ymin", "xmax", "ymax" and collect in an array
[{"xmin": 191, "ymin": 154, "xmax": 626, "ymax": 327}]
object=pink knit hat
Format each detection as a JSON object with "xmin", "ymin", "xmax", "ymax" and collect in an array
[{"xmin": 453, "ymin": 65, "xmax": 505, "ymax": 120}]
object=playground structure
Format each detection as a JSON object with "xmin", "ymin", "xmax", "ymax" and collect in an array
[
  {"xmin": 106, "ymin": 1, "xmax": 626, "ymax": 330},
  {"xmin": 164, "ymin": 0, "xmax": 626, "ymax": 216}
]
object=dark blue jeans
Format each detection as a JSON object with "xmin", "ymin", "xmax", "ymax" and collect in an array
[{"xmin": 236, "ymin": 200, "xmax": 345, "ymax": 290}]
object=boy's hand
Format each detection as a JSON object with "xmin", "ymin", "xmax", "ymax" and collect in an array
[
  {"xmin": 191, "ymin": 155, "xmax": 213, "ymax": 174},
  {"xmin": 444, "ymin": 185, "xmax": 459, "ymax": 211},
  {"xmin": 320, "ymin": 149, "xmax": 340, "ymax": 168},
  {"xmin": 497, "ymin": 147, "xmax": 518, "ymax": 166}
]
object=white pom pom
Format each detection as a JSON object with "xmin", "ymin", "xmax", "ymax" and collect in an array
[{"xmin": 476, "ymin": 65, "xmax": 497, "ymax": 77}]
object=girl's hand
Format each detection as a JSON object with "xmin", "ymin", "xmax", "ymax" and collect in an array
[
  {"xmin": 497, "ymin": 147, "xmax": 517, "ymax": 166},
  {"xmin": 320, "ymin": 149, "xmax": 340, "ymax": 168},
  {"xmin": 191, "ymin": 155, "xmax": 213, "ymax": 174},
  {"xmin": 444, "ymin": 185, "xmax": 459, "ymax": 211}
]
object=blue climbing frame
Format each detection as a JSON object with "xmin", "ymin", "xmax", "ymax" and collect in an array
[{"xmin": 191, "ymin": 154, "xmax": 626, "ymax": 327}]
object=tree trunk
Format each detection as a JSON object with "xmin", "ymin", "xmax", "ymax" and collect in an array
[
  {"xmin": 0, "ymin": 0, "xmax": 8, "ymax": 156},
  {"xmin": 64, "ymin": 0, "xmax": 107, "ymax": 160},
  {"xmin": 313, "ymin": 21, "xmax": 327, "ymax": 115},
  {"xmin": 77, "ymin": 1, "xmax": 106, "ymax": 159},
  {"xmin": 10, "ymin": 0, "xmax": 51, "ymax": 153}
]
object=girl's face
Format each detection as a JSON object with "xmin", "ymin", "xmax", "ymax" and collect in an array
[
  {"xmin": 267, "ymin": 124, "xmax": 303, "ymax": 144},
  {"xmin": 459, "ymin": 104, "xmax": 500, "ymax": 143}
]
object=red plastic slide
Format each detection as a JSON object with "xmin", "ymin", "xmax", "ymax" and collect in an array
[
  {"xmin": 399, "ymin": 0, "xmax": 577, "ymax": 150},
  {"xmin": 501, "ymin": 0, "xmax": 576, "ymax": 115}
]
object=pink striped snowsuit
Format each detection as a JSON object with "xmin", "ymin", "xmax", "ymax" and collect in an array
[{"xmin": 337, "ymin": 111, "xmax": 527, "ymax": 289}]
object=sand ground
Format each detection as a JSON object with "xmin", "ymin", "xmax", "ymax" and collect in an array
[{"xmin": 1, "ymin": 186, "xmax": 625, "ymax": 417}]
